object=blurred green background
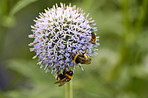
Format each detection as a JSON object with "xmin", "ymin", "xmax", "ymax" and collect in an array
[{"xmin": 0, "ymin": 0, "xmax": 148, "ymax": 98}]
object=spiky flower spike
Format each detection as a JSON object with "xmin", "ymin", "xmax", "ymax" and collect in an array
[{"xmin": 28, "ymin": 3, "xmax": 99, "ymax": 74}]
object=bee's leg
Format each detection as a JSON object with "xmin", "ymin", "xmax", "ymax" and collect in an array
[
  {"xmin": 78, "ymin": 64, "xmax": 84, "ymax": 71},
  {"xmin": 65, "ymin": 78, "xmax": 71, "ymax": 82}
]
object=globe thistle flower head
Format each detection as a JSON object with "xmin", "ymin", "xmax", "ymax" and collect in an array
[{"xmin": 28, "ymin": 3, "xmax": 99, "ymax": 74}]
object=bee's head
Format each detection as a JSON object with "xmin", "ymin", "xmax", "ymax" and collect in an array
[
  {"xmin": 87, "ymin": 58, "xmax": 91, "ymax": 64},
  {"xmin": 71, "ymin": 52, "xmax": 76, "ymax": 59},
  {"xmin": 67, "ymin": 71, "xmax": 73, "ymax": 76}
]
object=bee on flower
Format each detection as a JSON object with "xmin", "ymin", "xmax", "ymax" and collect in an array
[
  {"xmin": 55, "ymin": 69, "xmax": 73, "ymax": 87},
  {"xmin": 28, "ymin": 2, "xmax": 99, "ymax": 86}
]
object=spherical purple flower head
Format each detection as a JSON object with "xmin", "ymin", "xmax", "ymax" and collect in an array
[{"xmin": 28, "ymin": 3, "xmax": 99, "ymax": 74}]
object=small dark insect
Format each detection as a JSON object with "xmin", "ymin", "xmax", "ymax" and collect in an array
[{"xmin": 89, "ymin": 32, "xmax": 96, "ymax": 44}]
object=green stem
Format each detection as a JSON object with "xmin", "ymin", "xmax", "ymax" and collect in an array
[
  {"xmin": 65, "ymin": 80, "xmax": 73, "ymax": 98},
  {"xmin": 107, "ymin": 0, "xmax": 131, "ymax": 80},
  {"xmin": 122, "ymin": 0, "xmax": 130, "ymax": 34},
  {"xmin": 135, "ymin": 0, "xmax": 148, "ymax": 33}
]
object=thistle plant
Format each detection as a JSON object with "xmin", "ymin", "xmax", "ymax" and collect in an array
[{"xmin": 28, "ymin": 2, "xmax": 99, "ymax": 79}]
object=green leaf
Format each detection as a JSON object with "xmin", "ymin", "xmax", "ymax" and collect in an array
[
  {"xmin": 7, "ymin": 59, "xmax": 54, "ymax": 84},
  {"xmin": 9, "ymin": 0, "xmax": 37, "ymax": 16},
  {"xmin": 6, "ymin": 59, "xmax": 65, "ymax": 98},
  {"xmin": 2, "ymin": 15, "xmax": 16, "ymax": 27},
  {"xmin": 4, "ymin": 85, "xmax": 65, "ymax": 98}
]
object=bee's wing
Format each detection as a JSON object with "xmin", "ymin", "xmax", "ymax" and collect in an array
[
  {"xmin": 54, "ymin": 78, "xmax": 67, "ymax": 84},
  {"xmin": 58, "ymin": 82, "xmax": 66, "ymax": 87},
  {"xmin": 78, "ymin": 56, "xmax": 86, "ymax": 62},
  {"xmin": 54, "ymin": 81, "xmax": 60, "ymax": 84},
  {"xmin": 58, "ymin": 78, "xmax": 72, "ymax": 86}
]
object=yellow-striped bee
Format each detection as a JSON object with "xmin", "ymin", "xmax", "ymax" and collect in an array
[
  {"xmin": 89, "ymin": 32, "xmax": 96, "ymax": 44},
  {"xmin": 71, "ymin": 53, "xmax": 91, "ymax": 64},
  {"xmin": 54, "ymin": 69, "xmax": 73, "ymax": 87}
]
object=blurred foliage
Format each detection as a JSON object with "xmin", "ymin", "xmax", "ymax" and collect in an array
[{"xmin": 0, "ymin": 0, "xmax": 148, "ymax": 98}]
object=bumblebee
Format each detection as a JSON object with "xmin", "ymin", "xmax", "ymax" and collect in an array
[
  {"xmin": 89, "ymin": 32, "xmax": 96, "ymax": 44},
  {"xmin": 71, "ymin": 53, "xmax": 91, "ymax": 64},
  {"xmin": 54, "ymin": 69, "xmax": 73, "ymax": 87}
]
